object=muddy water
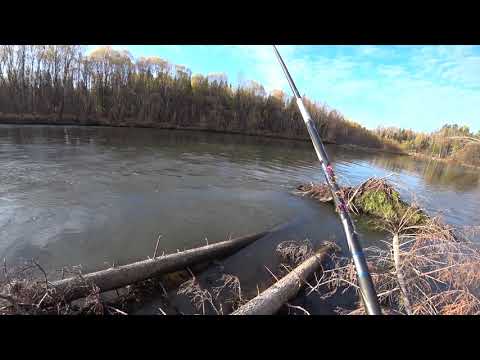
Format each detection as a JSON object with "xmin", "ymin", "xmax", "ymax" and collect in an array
[{"xmin": 1, "ymin": 125, "xmax": 478, "ymax": 313}]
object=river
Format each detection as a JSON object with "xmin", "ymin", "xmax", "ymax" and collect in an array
[{"xmin": 1, "ymin": 125, "xmax": 479, "ymax": 313}]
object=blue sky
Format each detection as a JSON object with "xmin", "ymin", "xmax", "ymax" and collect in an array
[{"xmin": 86, "ymin": 45, "xmax": 480, "ymax": 133}]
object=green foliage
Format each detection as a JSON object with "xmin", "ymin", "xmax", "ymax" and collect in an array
[
  {"xmin": 353, "ymin": 185, "xmax": 426, "ymax": 227},
  {"xmin": 375, "ymin": 123, "xmax": 480, "ymax": 167},
  {"xmin": 356, "ymin": 189, "xmax": 401, "ymax": 221}
]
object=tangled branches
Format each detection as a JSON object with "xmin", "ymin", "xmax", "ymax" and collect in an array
[
  {"xmin": 312, "ymin": 227, "xmax": 480, "ymax": 315},
  {"xmin": 301, "ymin": 178, "xmax": 480, "ymax": 315},
  {"xmin": 276, "ymin": 239, "xmax": 314, "ymax": 267},
  {"xmin": 0, "ymin": 261, "xmax": 73, "ymax": 315},
  {"xmin": 178, "ymin": 278, "xmax": 219, "ymax": 315},
  {"xmin": 212, "ymin": 274, "xmax": 245, "ymax": 310},
  {"xmin": 0, "ymin": 261, "xmax": 140, "ymax": 315},
  {"xmin": 296, "ymin": 177, "xmax": 426, "ymax": 227},
  {"xmin": 177, "ymin": 272, "xmax": 244, "ymax": 315}
]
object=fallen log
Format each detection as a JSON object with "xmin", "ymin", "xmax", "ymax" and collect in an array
[
  {"xmin": 231, "ymin": 244, "xmax": 335, "ymax": 315},
  {"xmin": 51, "ymin": 231, "xmax": 269, "ymax": 302}
]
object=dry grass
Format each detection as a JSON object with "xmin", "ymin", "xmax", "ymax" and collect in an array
[
  {"xmin": 301, "ymin": 177, "xmax": 480, "ymax": 315},
  {"xmin": 177, "ymin": 278, "xmax": 219, "ymax": 315},
  {"xmin": 0, "ymin": 260, "xmax": 182, "ymax": 315},
  {"xmin": 177, "ymin": 271, "xmax": 245, "ymax": 315},
  {"xmin": 2, "ymin": 262, "xmax": 66, "ymax": 314},
  {"xmin": 272, "ymin": 239, "xmax": 341, "ymax": 315},
  {"xmin": 212, "ymin": 274, "xmax": 245, "ymax": 310},
  {"xmin": 296, "ymin": 182, "xmax": 339, "ymax": 203},
  {"xmin": 0, "ymin": 262, "xmax": 114, "ymax": 315},
  {"xmin": 276, "ymin": 239, "xmax": 314, "ymax": 267},
  {"xmin": 0, "ymin": 253, "xmax": 244, "ymax": 316}
]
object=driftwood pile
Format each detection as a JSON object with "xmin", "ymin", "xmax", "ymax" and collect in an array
[
  {"xmin": 0, "ymin": 230, "xmax": 338, "ymax": 315},
  {"xmin": 5, "ymin": 176, "xmax": 475, "ymax": 315},
  {"xmin": 296, "ymin": 177, "xmax": 423, "ymax": 222},
  {"xmin": 295, "ymin": 177, "xmax": 480, "ymax": 315},
  {"xmin": 232, "ymin": 243, "xmax": 336, "ymax": 315},
  {"xmin": 0, "ymin": 231, "xmax": 267, "ymax": 315}
]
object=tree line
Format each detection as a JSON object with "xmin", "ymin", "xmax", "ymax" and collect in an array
[
  {"xmin": 375, "ymin": 124, "xmax": 480, "ymax": 166},
  {"xmin": 0, "ymin": 45, "xmax": 390, "ymax": 150},
  {"xmin": 0, "ymin": 45, "xmax": 477, "ymax": 166}
]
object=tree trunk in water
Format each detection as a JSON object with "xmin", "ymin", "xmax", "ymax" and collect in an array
[
  {"xmin": 52, "ymin": 230, "xmax": 269, "ymax": 302},
  {"xmin": 231, "ymin": 245, "xmax": 335, "ymax": 315},
  {"xmin": 392, "ymin": 233, "xmax": 413, "ymax": 315}
]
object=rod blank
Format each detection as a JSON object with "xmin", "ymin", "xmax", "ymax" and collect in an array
[{"xmin": 272, "ymin": 45, "xmax": 381, "ymax": 315}]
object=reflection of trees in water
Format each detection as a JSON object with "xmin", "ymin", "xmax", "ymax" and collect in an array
[
  {"xmin": 422, "ymin": 161, "xmax": 479, "ymax": 191},
  {"xmin": 1, "ymin": 125, "xmax": 319, "ymax": 168},
  {"xmin": 371, "ymin": 154, "xmax": 479, "ymax": 192},
  {"xmin": 0, "ymin": 126, "xmax": 390, "ymax": 168},
  {"xmin": 370, "ymin": 154, "xmax": 424, "ymax": 174},
  {"xmin": 3, "ymin": 125, "xmax": 479, "ymax": 193}
]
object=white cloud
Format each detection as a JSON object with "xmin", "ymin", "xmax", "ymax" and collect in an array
[
  {"xmin": 409, "ymin": 46, "xmax": 480, "ymax": 89},
  {"xmin": 226, "ymin": 45, "xmax": 297, "ymax": 92},
  {"xmin": 377, "ymin": 64, "xmax": 408, "ymax": 78},
  {"xmin": 230, "ymin": 45, "xmax": 480, "ymax": 132},
  {"xmin": 355, "ymin": 45, "xmax": 396, "ymax": 58},
  {"xmin": 358, "ymin": 45, "xmax": 381, "ymax": 56},
  {"xmin": 441, "ymin": 56, "xmax": 480, "ymax": 87}
]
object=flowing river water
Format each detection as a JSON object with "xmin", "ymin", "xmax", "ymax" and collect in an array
[{"xmin": 1, "ymin": 125, "xmax": 479, "ymax": 313}]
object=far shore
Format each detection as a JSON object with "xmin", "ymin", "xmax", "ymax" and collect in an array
[
  {"xmin": 407, "ymin": 151, "xmax": 479, "ymax": 170},
  {"xmin": 1, "ymin": 117, "xmax": 477, "ymax": 169}
]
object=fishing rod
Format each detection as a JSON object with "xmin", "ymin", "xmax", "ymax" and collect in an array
[{"xmin": 272, "ymin": 45, "xmax": 382, "ymax": 315}]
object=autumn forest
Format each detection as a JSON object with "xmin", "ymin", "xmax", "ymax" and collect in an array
[{"xmin": 0, "ymin": 45, "xmax": 478, "ymax": 166}]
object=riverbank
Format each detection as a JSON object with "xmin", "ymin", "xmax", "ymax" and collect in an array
[
  {"xmin": 2, "ymin": 45, "xmax": 478, "ymax": 172},
  {"xmin": 2, "ymin": 176, "xmax": 478, "ymax": 315},
  {"xmin": 0, "ymin": 115, "xmax": 406, "ymax": 156},
  {"xmin": 295, "ymin": 177, "xmax": 480, "ymax": 315},
  {"xmin": 4, "ymin": 115, "xmax": 479, "ymax": 168},
  {"xmin": 408, "ymin": 151, "xmax": 480, "ymax": 170}
]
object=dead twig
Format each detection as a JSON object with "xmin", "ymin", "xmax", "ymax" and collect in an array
[
  {"xmin": 107, "ymin": 305, "xmax": 128, "ymax": 315},
  {"xmin": 32, "ymin": 260, "xmax": 49, "ymax": 291},
  {"xmin": 153, "ymin": 234, "xmax": 163, "ymax": 258},
  {"xmin": 264, "ymin": 265, "xmax": 279, "ymax": 282},
  {"xmin": 158, "ymin": 306, "xmax": 166, "ymax": 315},
  {"xmin": 286, "ymin": 303, "xmax": 310, "ymax": 315}
]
